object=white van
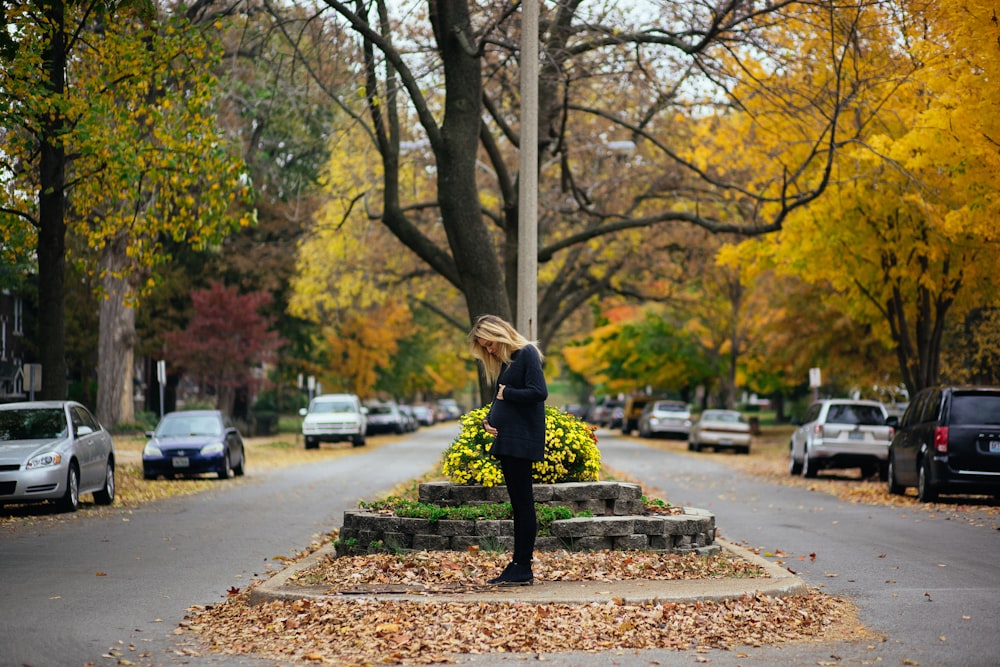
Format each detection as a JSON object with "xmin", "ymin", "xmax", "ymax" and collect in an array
[{"xmin": 299, "ymin": 394, "xmax": 367, "ymax": 448}]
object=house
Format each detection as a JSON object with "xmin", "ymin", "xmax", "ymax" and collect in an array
[{"xmin": 0, "ymin": 287, "xmax": 30, "ymax": 400}]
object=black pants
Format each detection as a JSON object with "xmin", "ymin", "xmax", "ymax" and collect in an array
[{"xmin": 499, "ymin": 455, "xmax": 537, "ymax": 565}]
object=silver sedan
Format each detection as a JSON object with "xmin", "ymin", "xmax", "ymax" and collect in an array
[
  {"xmin": 0, "ymin": 400, "xmax": 116, "ymax": 512},
  {"xmin": 688, "ymin": 409, "xmax": 752, "ymax": 454}
]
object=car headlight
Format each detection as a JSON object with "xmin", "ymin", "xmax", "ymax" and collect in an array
[
  {"xmin": 143, "ymin": 443, "xmax": 163, "ymax": 457},
  {"xmin": 26, "ymin": 452, "xmax": 62, "ymax": 469},
  {"xmin": 200, "ymin": 442, "xmax": 225, "ymax": 455}
]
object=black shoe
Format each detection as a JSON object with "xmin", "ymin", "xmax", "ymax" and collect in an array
[{"xmin": 488, "ymin": 561, "xmax": 533, "ymax": 586}]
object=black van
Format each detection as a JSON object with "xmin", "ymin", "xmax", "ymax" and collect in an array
[{"xmin": 887, "ymin": 386, "xmax": 1000, "ymax": 501}]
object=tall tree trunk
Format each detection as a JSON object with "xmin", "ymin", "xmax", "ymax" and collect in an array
[
  {"xmin": 430, "ymin": 0, "xmax": 509, "ymax": 325},
  {"xmin": 430, "ymin": 0, "xmax": 511, "ymax": 404},
  {"xmin": 37, "ymin": 0, "xmax": 68, "ymax": 400},
  {"xmin": 97, "ymin": 239, "xmax": 136, "ymax": 428}
]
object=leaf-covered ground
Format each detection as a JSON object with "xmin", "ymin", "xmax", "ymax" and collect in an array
[
  {"xmin": 173, "ymin": 426, "xmax": 995, "ymax": 666},
  {"xmin": 182, "ymin": 548, "xmax": 874, "ymax": 667},
  {"xmin": 288, "ymin": 548, "xmax": 768, "ymax": 590}
]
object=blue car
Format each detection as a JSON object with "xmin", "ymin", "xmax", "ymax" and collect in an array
[{"xmin": 143, "ymin": 410, "xmax": 245, "ymax": 480}]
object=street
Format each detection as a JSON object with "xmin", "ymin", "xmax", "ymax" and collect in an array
[
  {"xmin": 590, "ymin": 430, "xmax": 1000, "ymax": 667},
  {"xmin": 0, "ymin": 425, "xmax": 456, "ymax": 667},
  {"xmin": 1, "ymin": 425, "xmax": 997, "ymax": 667}
]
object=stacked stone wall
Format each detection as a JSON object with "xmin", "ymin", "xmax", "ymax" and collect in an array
[{"xmin": 335, "ymin": 481, "xmax": 716, "ymax": 557}]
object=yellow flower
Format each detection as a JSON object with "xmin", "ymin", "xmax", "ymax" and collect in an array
[{"xmin": 441, "ymin": 405, "xmax": 600, "ymax": 485}]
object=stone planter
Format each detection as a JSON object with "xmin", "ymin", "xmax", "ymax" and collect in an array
[{"xmin": 335, "ymin": 481, "xmax": 717, "ymax": 557}]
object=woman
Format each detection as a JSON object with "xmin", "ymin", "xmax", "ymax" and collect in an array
[{"xmin": 468, "ymin": 314, "xmax": 548, "ymax": 585}]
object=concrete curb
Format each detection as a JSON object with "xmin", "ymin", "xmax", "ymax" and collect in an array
[{"xmin": 247, "ymin": 537, "xmax": 806, "ymax": 607}]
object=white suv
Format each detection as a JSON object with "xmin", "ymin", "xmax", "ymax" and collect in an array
[
  {"xmin": 789, "ymin": 399, "xmax": 893, "ymax": 479},
  {"xmin": 299, "ymin": 394, "xmax": 367, "ymax": 449}
]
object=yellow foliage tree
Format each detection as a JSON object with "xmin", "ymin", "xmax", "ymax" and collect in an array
[
  {"xmin": 0, "ymin": 3, "xmax": 251, "ymax": 422},
  {"xmin": 290, "ymin": 126, "xmax": 468, "ymax": 397},
  {"xmin": 721, "ymin": 0, "xmax": 1000, "ymax": 395}
]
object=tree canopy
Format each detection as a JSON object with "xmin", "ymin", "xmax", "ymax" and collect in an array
[
  {"xmin": 720, "ymin": 0, "xmax": 1000, "ymax": 396},
  {"xmin": 289, "ymin": 0, "xmax": 874, "ymax": 350},
  {"xmin": 0, "ymin": 1, "xmax": 251, "ymax": 409},
  {"xmin": 163, "ymin": 281, "xmax": 283, "ymax": 417}
]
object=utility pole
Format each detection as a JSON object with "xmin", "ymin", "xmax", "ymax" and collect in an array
[{"xmin": 516, "ymin": 0, "xmax": 539, "ymax": 341}]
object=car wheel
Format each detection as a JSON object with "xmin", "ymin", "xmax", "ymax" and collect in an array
[
  {"xmin": 737, "ymin": 446, "xmax": 750, "ymax": 455},
  {"xmin": 802, "ymin": 445, "xmax": 819, "ymax": 478},
  {"xmin": 304, "ymin": 437, "xmax": 319, "ymax": 450},
  {"xmin": 59, "ymin": 463, "xmax": 81, "ymax": 512},
  {"xmin": 93, "ymin": 460, "xmax": 115, "ymax": 505},
  {"xmin": 886, "ymin": 455, "xmax": 904, "ymax": 495},
  {"xmin": 917, "ymin": 456, "xmax": 938, "ymax": 502},
  {"xmin": 218, "ymin": 452, "xmax": 233, "ymax": 480},
  {"xmin": 788, "ymin": 442, "xmax": 803, "ymax": 475},
  {"xmin": 352, "ymin": 433, "xmax": 366, "ymax": 447},
  {"xmin": 233, "ymin": 451, "xmax": 245, "ymax": 477}
]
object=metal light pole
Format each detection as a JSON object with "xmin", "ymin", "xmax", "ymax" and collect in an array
[{"xmin": 516, "ymin": 0, "xmax": 539, "ymax": 340}]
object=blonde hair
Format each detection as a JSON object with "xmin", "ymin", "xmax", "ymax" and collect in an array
[{"xmin": 468, "ymin": 315, "xmax": 543, "ymax": 385}]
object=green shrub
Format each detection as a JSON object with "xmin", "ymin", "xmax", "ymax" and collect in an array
[
  {"xmin": 358, "ymin": 496, "xmax": 582, "ymax": 533},
  {"xmin": 441, "ymin": 405, "xmax": 601, "ymax": 486}
]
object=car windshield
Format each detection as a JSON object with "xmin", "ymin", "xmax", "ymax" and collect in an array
[
  {"xmin": 703, "ymin": 411, "xmax": 741, "ymax": 423},
  {"xmin": 0, "ymin": 408, "xmax": 68, "ymax": 441},
  {"xmin": 157, "ymin": 415, "xmax": 221, "ymax": 437},
  {"xmin": 826, "ymin": 404, "xmax": 885, "ymax": 425},
  {"xmin": 368, "ymin": 406, "xmax": 394, "ymax": 415},
  {"xmin": 656, "ymin": 403, "xmax": 686, "ymax": 412},
  {"xmin": 312, "ymin": 400, "xmax": 354, "ymax": 414},
  {"xmin": 950, "ymin": 394, "xmax": 1000, "ymax": 425}
]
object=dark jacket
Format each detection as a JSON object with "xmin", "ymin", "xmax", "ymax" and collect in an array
[{"xmin": 486, "ymin": 345, "xmax": 548, "ymax": 461}]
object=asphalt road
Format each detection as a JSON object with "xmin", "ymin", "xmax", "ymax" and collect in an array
[
  {"xmin": 578, "ymin": 430, "xmax": 1000, "ymax": 667},
  {"xmin": 2, "ymin": 424, "xmax": 998, "ymax": 667},
  {"xmin": 0, "ymin": 424, "xmax": 458, "ymax": 667}
]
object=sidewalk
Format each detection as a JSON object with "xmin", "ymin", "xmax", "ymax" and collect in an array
[{"xmin": 248, "ymin": 538, "xmax": 806, "ymax": 607}]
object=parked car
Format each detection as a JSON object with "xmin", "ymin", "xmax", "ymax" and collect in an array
[
  {"xmin": 300, "ymin": 393, "xmax": 367, "ymax": 448},
  {"xmin": 591, "ymin": 398, "xmax": 624, "ymax": 429},
  {"xmin": 688, "ymin": 409, "xmax": 752, "ymax": 454},
  {"xmin": 622, "ymin": 395, "xmax": 664, "ymax": 434},
  {"xmin": 0, "ymin": 400, "xmax": 116, "ymax": 512},
  {"xmin": 789, "ymin": 399, "xmax": 893, "ymax": 479},
  {"xmin": 411, "ymin": 404, "xmax": 436, "ymax": 426},
  {"xmin": 143, "ymin": 410, "xmax": 245, "ymax": 480},
  {"xmin": 398, "ymin": 404, "xmax": 419, "ymax": 432},
  {"xmin": 636, "ymin": 400, "xmax": 692, "ymax": 439},
  {"xmin": 887, "ymin": 386, "xmax": 1000, "ymax": 502},
  {"xmin": 435, "ymin": 398, "xmax": 463, "ymax": 421},
  {"xmin": 365, "ymin": 401, "xmax": 408, "ymax": 435}
]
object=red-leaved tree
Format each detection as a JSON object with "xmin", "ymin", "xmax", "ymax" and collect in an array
[{"xmin": 164, "ymin": 282, "xmax": 283, "ymax": 417}]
